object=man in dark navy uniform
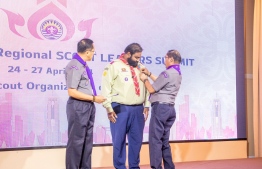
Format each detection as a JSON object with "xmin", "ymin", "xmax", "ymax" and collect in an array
[
  {"xmin": 65, "ymin": 38, "xmax": 106, "ymax": 169},
  {"xmin": 140, "ymin": 50, "xmax": 182, "ymax": 169}
]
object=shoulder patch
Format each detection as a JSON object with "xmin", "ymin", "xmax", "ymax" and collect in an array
[
  {"xmin": 69, "ymin": 65, "xmax": 79, "ymax": 70},
  {"xmin": 162, "ymin": 72, "xmax": 169, "ymax": 78}
]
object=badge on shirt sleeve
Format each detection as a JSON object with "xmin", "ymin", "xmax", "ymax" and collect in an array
[
  {"xmin": 103, "ymin": 67, "xmax": 109, "ymax": 76},
  {"xmin": 70, "ymin": 65, "xmax": 79, "ymax": 70},
  {"xmin": 162, "ymin": 72, "xmax": 169, "ymax": 78}
]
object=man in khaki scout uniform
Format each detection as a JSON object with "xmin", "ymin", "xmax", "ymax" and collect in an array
[{"xmin": 101, "ymin": 43, "xmax": 150, "ymax": 169}]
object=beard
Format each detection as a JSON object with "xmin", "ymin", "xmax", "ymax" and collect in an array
[{"xmin": 127, "ymin": 57, "xmax": 138, "ymax": 67}]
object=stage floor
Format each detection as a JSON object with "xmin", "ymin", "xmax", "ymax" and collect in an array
[{"xmin": 94, "ymin": 157, "xmax": 262, "ymax": 169}]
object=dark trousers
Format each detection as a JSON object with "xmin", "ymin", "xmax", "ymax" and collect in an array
[
  {"xmin": 66, "ymin": 97, "xmax": 96, "ymax": 169},
  {"xmin": 149, "ymin": 103, "xmax": 176, "ymax": 169},
  {"xmin": 110, "ymin": 102, "xmax": 145, "ymax": 169}
]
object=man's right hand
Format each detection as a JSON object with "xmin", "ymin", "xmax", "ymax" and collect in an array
[
  {"xmin": 94, "ymin": 95, "xmax": 106, "ymax": 104},
  {"xmin": 108, "ymin": 112, "xmax": 117, "ymax": 123},
  {"xmin": 141, "ymin": 67, "xmax": 149, "ymax": 75}
]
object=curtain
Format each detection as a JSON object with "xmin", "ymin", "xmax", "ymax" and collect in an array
[{"xmin": 253, "ymin": 0, "xmax": 262, "ymax": 157}]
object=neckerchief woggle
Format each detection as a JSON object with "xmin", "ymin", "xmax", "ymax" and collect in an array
[{"xmin": 73, "ymin": 53, "xmax": 97, "ymax": 96}]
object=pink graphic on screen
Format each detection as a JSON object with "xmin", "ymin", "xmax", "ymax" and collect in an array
[
  {"xmin": 0, "ymin": 0, "xmax": 237, "ymax": 149},
  {"xmin": 1, "ymin": 0, "xmax": 96, "ymax": 41}
]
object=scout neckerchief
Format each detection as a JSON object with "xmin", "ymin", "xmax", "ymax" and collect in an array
[
  {"xmin": 167, "ymin": 64, "xmax": 181, "ymax": 75},
  {"xmin": 73, "ymin": 53, "xmax": 97, "ymax": 96},
  {"xmin": 119, "ymin": 53, "xmax": 140, "ymax": 96}
]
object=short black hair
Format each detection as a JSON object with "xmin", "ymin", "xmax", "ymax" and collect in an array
[
  {"xmin": 124, "ymin": 43, "xmax": 143, "ymax": 55},
  {"xmin": 77, "ymin": 38, "xmax": 94, "ymax": 53},
  {"xmin": 167, "ymin": 50, "xmax": 182, "ymax": 63}
]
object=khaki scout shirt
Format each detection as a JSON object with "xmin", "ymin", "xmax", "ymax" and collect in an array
[{"xmin": 101, "ymin": 59, "xmax": 150, "ymax": 112}]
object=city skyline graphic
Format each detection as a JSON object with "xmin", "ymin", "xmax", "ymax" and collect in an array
[{"xmin": 0, "ymin": 92, "xmax": 236, "ymax": 149}]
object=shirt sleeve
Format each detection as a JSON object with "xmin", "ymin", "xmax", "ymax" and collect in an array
[
  {"xmin": 144, "ymin": 89, "xmax": 150, "ymax": 107},
  {"xmin": 101, "ymin": 63, "xmax": 117, "ymax": 112},
  {"xmin": 66, "ymin": 65, "xmax": 82, "ymax": 89},
  {"xmin": 152, "ymin": 71, "xmax": 170, "ymax": 92},
  {"xmin": 139, "ymin": 63, "xmax": 150, "ymax": 107}
]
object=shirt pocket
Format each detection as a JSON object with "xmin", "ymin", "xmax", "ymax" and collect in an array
[
  {"xmin": 118, "ymin": 70, "xmax": 132, "ymax": 84},
  {"xmin": 80, "ymin": 71, "xmax": 90, "ymax": 87}
]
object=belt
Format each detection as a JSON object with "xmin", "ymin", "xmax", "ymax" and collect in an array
[
  {"xmin": 69, "ymin": 97, "xmax": 93, "ymax": 104},
  {"xmin": 151, "ymin": 102, "xmax": 175, "ymax": 107},
  {"xmin": 112, "ymin": 102, "xmax": 143, "ymax": 106}
]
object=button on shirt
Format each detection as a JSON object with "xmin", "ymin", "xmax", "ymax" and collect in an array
[
  {"xmin": 101, "ymin": 59, "xmax": 150, "ymax": 112},
  {"xmin": 150, "ymin": 67, "xmax": 182, "ymax": 104},
  {"xmin": 65, "ymin": 59, "xmax": 94, "ymax": 95}
]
